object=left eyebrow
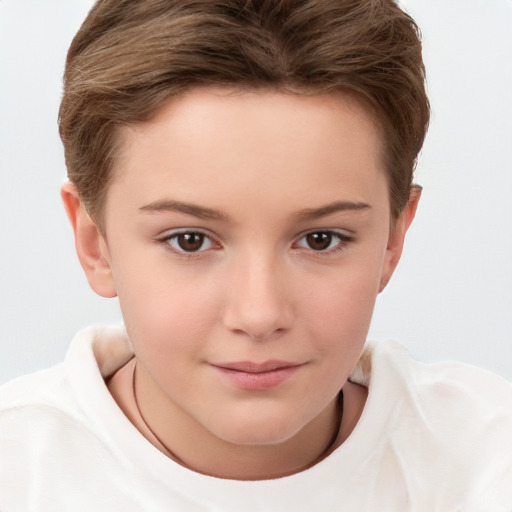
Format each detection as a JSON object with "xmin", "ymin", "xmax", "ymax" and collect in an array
[{"xmin": 295, "ymin": 201, "xmax": 371, "ymax": 221}]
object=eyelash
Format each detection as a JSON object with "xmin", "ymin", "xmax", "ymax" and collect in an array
[
  {"xmin": 157, "ymin": 229, "xmax": 354, "ymax": 259},
  {"xmin": 294, "ymin": 230, "xmax": 354, "ymax": 255},
  {"xmin": 158, "ymin": 229, "xmax": 220, "ymax": 260}
]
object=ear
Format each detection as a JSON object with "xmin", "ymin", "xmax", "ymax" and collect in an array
[
  {"xmin": 378, "ymin": 186, "xmax": 421, "ymax": 293},
  {"xmin": 61, "ymin": 182, "xmax": 117, "ymax": 298}
]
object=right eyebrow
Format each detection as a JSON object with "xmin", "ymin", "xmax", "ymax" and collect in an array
[{"xmin": 138, "ymin": 200, "xmax": 230, "ymax": 222}]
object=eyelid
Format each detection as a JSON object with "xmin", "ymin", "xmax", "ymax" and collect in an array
[
  {"xmin": 157, "ymin": 228, "xmax": 221, "ymax": 255},
  {"xmin": 293, "ymin": 228, "xmax": 355, "ymax": 252},
  {"xmin": 295, "ymin": 227, "xmax": 355, "ymax": 241},
  {"xmin": 158, "ymin": 227, "xmax": 213, "ymax": 238}
]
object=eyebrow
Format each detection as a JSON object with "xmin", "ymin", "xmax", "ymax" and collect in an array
[
  {"xmin": 295, "ymin": 201, "xmax": 371, "ymax": 221},
  {"xmin": 139, "ymin": 200, "xmax": 229, "ymax": 221},
  {"xmin": 138, "ymin": 199, "xmax": 371, "ymax": 222}
]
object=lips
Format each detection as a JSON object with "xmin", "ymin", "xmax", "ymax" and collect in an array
[
  {"xmin": 215, "ymin": 360, "xmax": 298, "ymax": 373},
  {"xmin": 211, "ymin": 360, "xmax": 301, "ymax": 390}
]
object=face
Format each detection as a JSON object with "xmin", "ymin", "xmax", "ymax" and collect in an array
[{"xmin": 88, "ymin": 89, "xmax": 404, "ymax": 447}]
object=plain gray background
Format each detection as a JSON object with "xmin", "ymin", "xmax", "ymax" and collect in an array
[{"xmin": 1, "ymin": 0, "xmax": 511, "ymax": 384}]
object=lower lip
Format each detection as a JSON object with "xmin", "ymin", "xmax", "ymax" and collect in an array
[{"xmin": 213, "ymin": 365, "xmax": 300, "ymax": 391}]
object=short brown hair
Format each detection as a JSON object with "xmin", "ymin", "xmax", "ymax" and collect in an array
[{"xmin": 59, "ymin": 0, "xmax": 429, "ymax": 227}]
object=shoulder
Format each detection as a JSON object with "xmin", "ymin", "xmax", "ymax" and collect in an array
[
  {"xmin": 353, "ymin": 339, "xmax": 512, "ymax": 408},
  {"xmin": 396, "ymin": 340, "xmax": 510, "ymax": 412},
  {"xmin": 0, "ymin": 363, "xmax": 70, "ymax": 413},
  {"xmin": 363, "ymin": 339, "xmax": 512, "ymax": 433},
  {"xmin": 0, "ymin": 326, "xmax": 136, "ymax": 503},
  {"xmin": 0, "ymin": 325, "xmax": 133, "ymax": 428},
  {"xmin": 0, "ymin": 326, "xmax": 138, "ymax": 510},
  {"xmin": 350, "ymin": 340, "xmax": 512, "ymax": 506}
]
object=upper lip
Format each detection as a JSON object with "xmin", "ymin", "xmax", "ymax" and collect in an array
[{"xmin": 212, "ymin": 360, "xmax": 300, "ymax": 373}]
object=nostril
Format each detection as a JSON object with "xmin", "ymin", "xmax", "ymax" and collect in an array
[
  {"xmin": 249, "ymin": 326, "xmax": 286, "ymax": 342},
  {"xmin": 230, "ymin": 325, "xmax": 285, "ymax": 342}
]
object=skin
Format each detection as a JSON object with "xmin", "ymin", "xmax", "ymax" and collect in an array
[{"xmin": 62, "ymin": 89, "xmax": 419, "ymax": 480}]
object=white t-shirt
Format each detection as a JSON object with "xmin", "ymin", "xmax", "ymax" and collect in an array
[{"xmin": 1, "ymin": 326, "xmax": 511, "ymax": 512}]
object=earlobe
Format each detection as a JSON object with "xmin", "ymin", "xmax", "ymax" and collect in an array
[
  {"xmin": 61, "ymin": 182, "xmax": 117, "ymax": 298},
  {"xmin": 379, "ymin": 186, "xmax": 421, "ymax": 293}
]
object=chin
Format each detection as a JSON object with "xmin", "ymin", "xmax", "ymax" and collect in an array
[{"xmin": 210, "ymin": 409, "xmax": 304, "ymax": 446}]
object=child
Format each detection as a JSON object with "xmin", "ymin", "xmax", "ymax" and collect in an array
[{"xmin": 1, "ymin": 0, "xmax": 511, "ymax": 510}]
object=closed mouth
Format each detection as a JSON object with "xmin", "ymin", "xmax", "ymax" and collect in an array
[
  {"xmin": 210, "ymin": 361, "xmax": 302, "ymax": 390},
  {"xmin": 212, "ymin": 361, "xmax": 300, "ymax": 373}
]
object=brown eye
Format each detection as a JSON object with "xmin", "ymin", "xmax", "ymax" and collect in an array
[
  {"xmin": 296, "ymin": 230, "xmax": 352, "ymax": 252},
  {"xmin": 305, "ymin": 232, "xmax": 333, "ymax": 251},
  {"xmin": 167, "ymin": 232, "xmax": 213, "ymax": 253}
]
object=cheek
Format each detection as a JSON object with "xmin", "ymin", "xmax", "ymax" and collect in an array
[
  {"xmin": 301, "ymin": 260, "xmax": 382, "ymax": 354},
  {"xmin": 113, "ymin": 258, "xmax": 222, "ymax": 360},
  {"xmin": 287, "ymin": 266, "xmax": 380, "ymax": 415}
]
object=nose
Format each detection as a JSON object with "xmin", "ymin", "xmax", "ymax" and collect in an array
[{"xmin": 222, "ymin": 253, "xmax": 293, "ymax": 341}]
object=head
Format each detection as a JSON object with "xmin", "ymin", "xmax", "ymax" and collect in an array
[{"xmin": 59, "ymin": 0, "xmax": 429, "ymax": 470}]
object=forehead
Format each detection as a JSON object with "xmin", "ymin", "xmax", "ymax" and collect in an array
[{"xmin": 108, "ymin": 88, "xmax": 388, "ymax": 219}]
